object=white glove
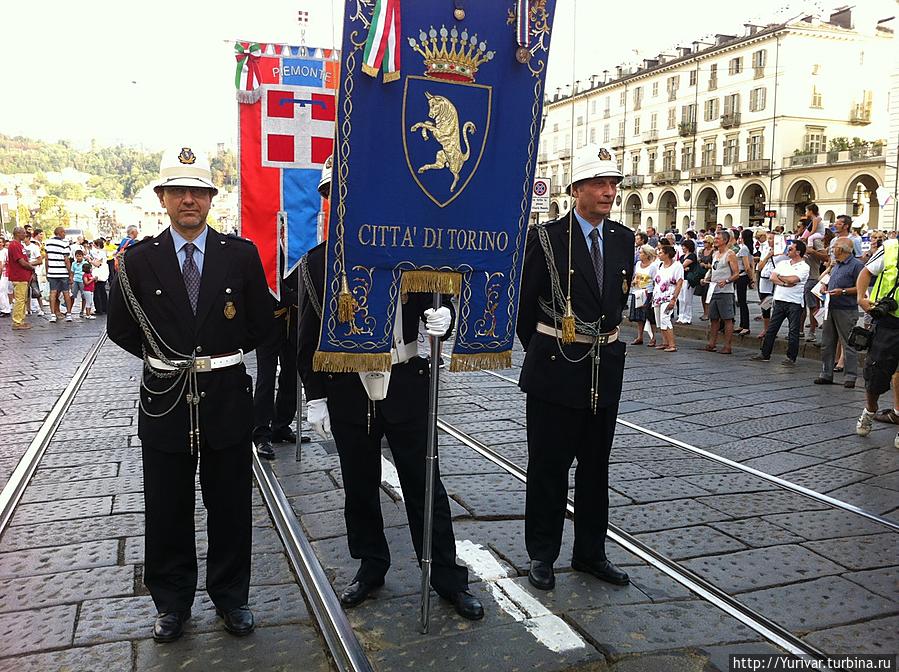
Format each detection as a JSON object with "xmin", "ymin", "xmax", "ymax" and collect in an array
[
  {"xmin": 307, "ymin": 399, "xmax": 332, "ymax": 441},
  {"xmin": 424, "ymin": 306, "xmax": 452, "ymax": 337}
]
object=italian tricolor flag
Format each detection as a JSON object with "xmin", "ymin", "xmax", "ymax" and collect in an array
[{"xmin": 362, "ymin": 0, "xmax": 401, "ymax": 83}]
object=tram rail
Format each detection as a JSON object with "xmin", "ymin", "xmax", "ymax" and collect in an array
[
  {"xmin": 0, "ymin": 331, "xmax": 373, "ymax": 672},
  {"xmin": 477, "ymin": 368, "xmax": 899, "ymax": 533},
  {"xmin": 436, "ymin": 417, "xmax": 829, "ymax": 661}
]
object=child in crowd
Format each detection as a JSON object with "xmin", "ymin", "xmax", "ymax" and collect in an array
[
  {"xmin": 81, "ymin": 262, "xmax": 96, "ymax": 320},
  {"xmin": 71, "ymin": 250, "xmax": 86, "ymax": 317}
]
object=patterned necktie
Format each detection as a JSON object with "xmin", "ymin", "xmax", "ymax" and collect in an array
[
  {"xmin": 589, "ymin": 227, "xmax": 604, "ymax": 296},
  {"xmin": 182, "ymin": 242, "xmax": 200, "ymax": 314}
]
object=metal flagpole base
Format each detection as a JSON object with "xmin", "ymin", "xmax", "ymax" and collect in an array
[{"xmin": 419, "ymin": 292, "xmax": 441, "ymax": 634}]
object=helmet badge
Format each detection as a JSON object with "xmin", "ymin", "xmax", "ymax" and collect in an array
[
  {"xmin": 597, "ymin": 147, "xmax": 612, "ymax": 161},
  {"xmin": 178, "ymin": 148, "xmax": 197, "ymax": 165}
]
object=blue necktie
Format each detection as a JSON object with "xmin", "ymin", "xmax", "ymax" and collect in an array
[
  {"xmin": 182, "ymin": 243, "xmax": 200, "ymax": 314},
  {"xmin": 589, "ymin": 228, "xmax": 604, "ymax": 297}
]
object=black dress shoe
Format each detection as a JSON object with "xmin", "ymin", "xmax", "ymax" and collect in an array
[
  {"xmin": 441, "ymin": 590, "xmax": 484, "ymax": 620},
  {"xmin": 528, "ymin": 560, "xmax": 555, "ymax": 590},
  {"xmin": 216, "ymin": 605, "xmax": 255, "ymax": 636},
  {"xmin": 153, "ymin": 610, "xmax": 190, "ymax": 643},
  {"xmin": 271, "ymin": 430, "xmax": 297, "ymax": 443},
  {"xmin": 571, "ymin": 557, "xmax": 630, "ymax": 586},
  {"xmin": 255, "ymin": 441, "xmax": 275, "ymax": 460},
  {"xmin": 339, "ymin": 578, "xmax": 384, "ymax": 607}
]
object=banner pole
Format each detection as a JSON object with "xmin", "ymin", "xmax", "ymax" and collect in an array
[
  {"xmin": 296, "ymin": 303, "xmax": 304, "ymax": 464},
  {"xmin": 419, "ymin": 291, "xmax": 441, "ymax": 634}
]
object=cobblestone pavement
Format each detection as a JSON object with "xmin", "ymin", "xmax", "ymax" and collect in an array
[
  {"xmin": 0, "ymin": 314, "xmax": 896, "ymax": 671},
  {"xmin": 0, "ymin": 313, "xmax": 107, "ymax": 493},
  {"xmin": 0, "ymin": 336, "xmax": 331, "ymax": 672}
]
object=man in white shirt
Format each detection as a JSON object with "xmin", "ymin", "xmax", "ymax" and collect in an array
[{"xmin": 751, "ymin": 240, "xmax": 810, "ymax": 365}]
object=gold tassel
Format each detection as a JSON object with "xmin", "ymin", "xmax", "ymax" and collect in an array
[
  {"xmin": 313, "ymin": 350, "xmax": 393, "ymax": 373},
  {"xmin": 400, "ymin": 270, "xmax": 462, "ymax": 296},
  {"xmin": 337, "ymin": 273, "xmax": 356, "ymax": 323},
  {"xmin": 561, "ymin": 300, "xmax": 576, "ymax": 344},
  {"xmin": 449, "ymin": 351, "xmax": 513, "ymax": 372}
]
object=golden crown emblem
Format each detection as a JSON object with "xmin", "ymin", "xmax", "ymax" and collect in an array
[{"xmin": 407, "ymin": 25, "xmax": 494, "ymax": 83}]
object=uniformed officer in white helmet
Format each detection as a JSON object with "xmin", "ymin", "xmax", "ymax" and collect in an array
[
  {"xmin": 517, "ymin": 144, "xmax": 634, "ymax": 591},
  {"xmin": 108, "ymin": 145, "xmax": 272, "ymax": 642}
]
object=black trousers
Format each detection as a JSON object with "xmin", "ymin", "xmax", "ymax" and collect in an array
[
  {"xmin": 93, "ymin": 280, "xmax": 108, "ymax": 314},
  {"xmin": 525, "ymin": 395, "xmax": 618, "ymax": 564},
  {"xmin": 330, "ymin": 409, "xmax": 468, "ymax": 594},
  {"xmin": 736, "ymin": 275, "xmax": 751, "ymax": 329},
  {"xmin": 252, "ymin": 316, "xmax": 297, "ymax": 443},
  {"xmin": 141, "ymin": 442, "xmax": 252, "ymax": 613},
  {"xmin": 760, "ymin": 300, "xmax": 803, "ymax": 361}
]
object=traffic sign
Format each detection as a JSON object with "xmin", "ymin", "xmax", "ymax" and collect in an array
[{"xmin": 532, "ymin": 177, "xmax": 550, "ymax": 213}]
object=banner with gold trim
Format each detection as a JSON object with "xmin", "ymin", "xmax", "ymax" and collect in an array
[{"xmin": 315, "ymin": 0, "xmax": 557, "ymax": 373}]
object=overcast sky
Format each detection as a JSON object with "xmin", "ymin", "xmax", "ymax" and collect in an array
[{"xmin": 4, "ymin": 0, "xmax": 891, "ymax": 152}]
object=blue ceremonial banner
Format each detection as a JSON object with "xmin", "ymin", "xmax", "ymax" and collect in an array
[{"xmin": 314, "ymin": 0, "xmax": 557, "ymax": 372}]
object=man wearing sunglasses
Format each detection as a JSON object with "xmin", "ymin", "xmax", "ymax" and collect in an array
[{"xmin": 108, "ymin": 146, "xmax": 272, "ymax": 643}]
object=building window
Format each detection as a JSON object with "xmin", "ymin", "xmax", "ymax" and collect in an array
[
  {"xmin": 577, "ymin": 115, "xmax": 583, "ymax": 126},
  {"xmin": 650, "ymin": 112, "xmax": 658, "ymax": 130},
  {"xmin": 633, "ymin": 86, "xmax": 643, "ymax": 111},
  {"xmin": 859, "ymin": 50, "xmax": 864, "ymax": 66},
  {"xmin": 591, "ymin": 100, "xmax": 596, "ymax": 114},
  {"xmin": 564, "ymin": 133, "xmax": 570, "ymax": 149},
  {"xmin": 811, "ymin": 86, "xmax": 823, "ymax": 108},
  {"xmin": 589, "ymin": 128, "xmax": 596, "ymax": 144},
  {"xmin": 618, "ymin": 121, "xmax": 625, "ymax": 138},
  {"xmin": 681, "ymin": 145, "xmax": 694, "ymax": 171},
  {"xmin": 553, "ymin": 122, "xmax": 559, "ymax": 132},
  {"xmin": 708, "ymin": 63, "xmax": 718, "ymax": 91},
  {"xmin": 689, "ymin": 69, "xmax": 697, "ymax": 86},
  {"xmin": 681, "ymin": 103, "xmax": 696, "ymax": 124},
  {"xmin": 648, "ymin": 150, "xmax": 657, "ymax": 174},
  {"xmin": 652, "ymin": 81, "xmax": 659, "ymax": 97},
  {"xmin": 728, "ymin": 56, "xmax": 743, "ymax": 75},
  {"xmin": 633, "ymin": 116, "xmax": 641, "ymax": 135},
  {"xmin": 749, "ymin": 87, "xmax": 766, "ymax": 112},
  {"xmin": 723, "ymin": 93, "xmax": 740, "ymax": 116},
  {"xmin": 667, "ymin": 75, "xmax": 680, "ymax": 101},
  {"xmin": 702, "ymin": 138, "xmax": 717, "ymax": 166},
  {"xmin": 604, "ymin": 98, "xmax": 610, "ymax": 118},
  {"xmin": 747, "ymin": 132, "xmax": 764, "ymax": 161},
  {"xmin": 631, "ymin": 153, "xmax": 640, "ymax": 176},
  {"xmin": 752, "ymin": 49, "xmax": 766, "ymax": 78},
  {"xmin": 811, "ymin": 64, "xmax": 821, "ymax": 75},
  {"xmin": 667, "ymin": 107, "xmax": 676, "ymax": 129},
  {"xmin": 577, "ymin": 130, "xmax": 584, "ymax": 147},
  {"xmin": 704, "ymin": 98, "xmax": 720, "ymax": 121},
  {"xmin": 723, "ymin": 136, "xmax": 739, "ymax": 165},
  {"xmin": 603, "ymin": 124, "xmax": 610, "ymax": 143},
  {"xmin": 663, "ymin": 145, "xmax": 676, "ymax": 171},
  {"xmin": 552, "ymin": 136, "xmax": 558, "ymax": 152},
  {"xmin": 619, "ymin": 90, "xmax": 626, "ymax": 106},
  {"xmin": 804, "ymin": 127, "xmax": 826, "ymax": 153}
]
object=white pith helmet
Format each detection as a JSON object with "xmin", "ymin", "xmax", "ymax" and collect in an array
[
  {"xmin": 155, "ymin": 146, "xmax": 218, "ymax": 195},
  {"xmin": 318, "ymin": 155, "xmax": 333, "ymax": 198},
  {"xmin": 566, "ymin": 144, "xmax": 623, "ymax": 194}
]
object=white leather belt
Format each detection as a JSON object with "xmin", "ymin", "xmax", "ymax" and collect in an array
[
  {"xmin": 536, "ymin": 322, "xmax": 619, "ymax": 346},
  {"xmin": 147, "ymin": 350, "xmax": 244, "ymax": 373},
  {"xmin": 391, "ymin": 341, "xmax": 418, "ymax": 365}
]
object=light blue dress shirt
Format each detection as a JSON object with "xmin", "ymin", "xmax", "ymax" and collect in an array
[
  {"xmin": 170, "ymin": 226, "xmax": 208, "ymax": 277},
  {"xmin": 573, "ymin": 209, "xmax": 604, "ymax": 258}
]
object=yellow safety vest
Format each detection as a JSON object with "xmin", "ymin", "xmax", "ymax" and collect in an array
[{"xmin": 871, "ymin": 239, "xmax": 899, "ymax": 319}]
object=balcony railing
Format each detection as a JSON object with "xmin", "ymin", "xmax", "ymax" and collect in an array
[
  {"xmin": 620, "ymin": 175, "xmax": 645, "ymax": 189},
  {"xmin": 603, "ymin": 109, "xmax": 610, "ymax": 119},
  {"xmin": 850, "ymin": 104, "xmax": 872, "ymax": 125},
  {"xmin": 557, "ymin": 148, "xmax": 572, "ymax": 160},
  {"xmin": 708, "ymin": 77, "xmax": 718, "ymax": 91},
  {"xmin": 783, "ymin": 145, "xmax": 883, "ymax": 169},
  {"xmin": 668, "ymin": 89, "xmax": 678, "ymax": 102},
  {"xmin": 720, "ymin": 112, "xmax": 741, "ymax": 129},
  {"xmin": 690, "ymin": 165, "xmax": 722, "ymax": 180},
  {"xmin": 678, "ymin": 121, "xmax": 696, "ymax": 137},
  {"xmin": 642, "ymin": 130, "xmax": 658, "ymax": 144},
  {"xmin": 732, "ymin": 159, "xmax": 771, "ymax": 175},
  {"xmin": 537, "ymin": 152, "xmax": 549, "ymax": 163},
  {"xmin": 610, "ymin": 135, "xmax": 625, "ymax": 149},
  {"xmin": 652, "ymin": 170, "xmax": 681, "ymax": 185},
  {"xmin": 753, "ymin": 67, "xmax": 764, "ymax": 79}
]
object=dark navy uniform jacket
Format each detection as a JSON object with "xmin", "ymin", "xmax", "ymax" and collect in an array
[
  {"xmin": 517, "ymin": 216, "xmax": 635, "ymax": 410},
  {"xmin": 107, "ymin": 226, "xmax": 272, "ymax": 452}
]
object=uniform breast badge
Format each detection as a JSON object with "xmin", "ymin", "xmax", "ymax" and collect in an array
[{"xmin": 224, "ymin": 301, "xmax": 237, "ymax": 319}]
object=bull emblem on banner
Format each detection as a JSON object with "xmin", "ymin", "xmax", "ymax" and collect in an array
[{"xmin": 410, "ymin": 92, "xmax": 476, "ymax": 192}]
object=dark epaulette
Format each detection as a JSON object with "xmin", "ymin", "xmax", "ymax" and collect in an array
[
  {"xmin": 121, "ymin": 237, "xmax": 152, "ymax": 255},
  {"xmin": 226, "ymin": 233, "xmax": 256, "ymax": 245}
]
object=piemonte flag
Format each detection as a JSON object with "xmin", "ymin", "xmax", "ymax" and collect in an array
[{"xmin": 235, "ymin": 41, "xmax": 339, "ymax": 298}]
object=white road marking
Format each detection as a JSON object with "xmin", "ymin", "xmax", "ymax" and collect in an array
[{"xmin": 379, "ymin": 456, "xmax": 586, "ymax": 653}]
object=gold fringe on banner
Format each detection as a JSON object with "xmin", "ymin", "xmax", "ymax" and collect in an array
[
  {"xmin": 313, "ymin": 351, "xmax": 393, "ymax": 373},
  {"xmin": 337, "ymin": 273, "xmax": 357, "ymax": 323},
  {"xmin": 400, "ymin": 271, "xmax": 463, "ymax": 296},
  {"xmin": 449, "ymin": 351, "xmax": 513, "ymax": 372}
]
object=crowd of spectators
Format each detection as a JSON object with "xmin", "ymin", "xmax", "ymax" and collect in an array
[{"xmin": 0, "ymin": 224, "xmax": 125, "ymax": 330}]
